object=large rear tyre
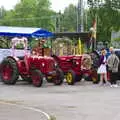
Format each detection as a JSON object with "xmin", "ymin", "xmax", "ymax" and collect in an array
[
  {"xmin": 0, "ymin": 57, "xmax": 19, "ymax": 85},
  {"xmin": 31, "ymin": 70, "xmax": 43, "ymax": 87},
  {"xmin": 53, "ymin": 68, "xmax": 64, "ymax": 85},
  {"xmin": 66, "ymin": 70, "xmax": 76, "ymax": 85},
  {"xmin": 91, "ymin": 68, "xmax": 99, "ymax": 84}
]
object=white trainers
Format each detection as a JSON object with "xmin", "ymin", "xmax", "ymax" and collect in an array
[
  {"xmin": 110, "ymin": 85, "xmax": 113, "ymax": 87},
  {"xmin": 113, "ymin": 84, "xmax": 118, "ymax": 87},
  {"xmin": 111, "ymin": 84, "xmax": 118, "ymax": 87}
]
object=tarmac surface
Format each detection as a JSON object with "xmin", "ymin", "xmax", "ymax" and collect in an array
[
  {"xmin": 0, "ymin": 80, "xmax": 120, "ymax": 120},
  {"xmin": 0, "ymin": 103, "xmax": 48, "ymax": 120}
]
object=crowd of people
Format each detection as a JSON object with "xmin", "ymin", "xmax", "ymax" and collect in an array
[{"xmin": 97, "ymin": 47, "xmax": 120, "ymax": 87}]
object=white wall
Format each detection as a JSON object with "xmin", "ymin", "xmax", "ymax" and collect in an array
[{"xmin": 0, "ymin": 49, "xmax": 30, "ymax": 63}]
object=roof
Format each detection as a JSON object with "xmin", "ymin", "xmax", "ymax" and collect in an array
[
  {"xmin": 0, "ymin": 26, "xmax": 53, "ymax": 38},
  {"xmin": 53, "ymin": 32, "xmax": 90, "ymax": 41}
]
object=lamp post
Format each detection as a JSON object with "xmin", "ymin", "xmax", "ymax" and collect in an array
[
  {"xmin": 77, "ymin": 0, "xmax": 84, "ymax": 32},
  {"xmin": 0, "ymin": 7, "xmax": 3, "ymax": 18}
]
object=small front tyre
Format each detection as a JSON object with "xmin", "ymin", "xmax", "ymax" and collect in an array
[
  {"xmin": 66, "ymin": 70, "xmax": 76, "ymax": 85},
  {"xmin": 31, "ymin": 70, "xmax": 43, "ymax": 87},
  {"xmin": 53, "ymin": 68, "xmax": 64, "ymax": 85}
]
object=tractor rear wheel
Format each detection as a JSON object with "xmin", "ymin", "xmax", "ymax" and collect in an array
[
  {"xmin": 53, "ymin": 68, "xmax": 64, "ymax": 85},
  {"xmin": 0, "ymin": 57, "xmax": 19, "ymax": 84},
  {"xmin": 66, "ymin": 70, "xmax": 76, "ymax": 85},
  {"xmin": 31, "ymin": 70, "xmax": 43, "ymax": 87},
  {"xmin": 91, "ymin": 68, "xmax": 99, "ymax": 84}
]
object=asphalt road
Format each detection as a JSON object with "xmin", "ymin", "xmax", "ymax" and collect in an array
[
  {"xmin": 0, "ymin": 103, "xmax": 48, "ymax": 120},
  {"xmin": 0, "ymin": 80, "xmax": 120, "ymax": 120}
]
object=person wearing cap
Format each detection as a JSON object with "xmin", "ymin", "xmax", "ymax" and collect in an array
[{"xmin": 107, "ymin": 47, "xmax": 120, "ymax": 87}]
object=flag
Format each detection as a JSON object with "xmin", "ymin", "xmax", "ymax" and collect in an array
[{"xmin": 78, "ymin": 38, "xmax": 82, "ymax": 55}]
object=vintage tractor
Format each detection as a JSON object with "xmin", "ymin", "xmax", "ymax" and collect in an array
[
  {"xmin": 52, "ymin": 54, "xmax": 94, "ymax": 85},
  {"xmin": 51, "ymin": 34, "xmax": 99, "ymax": 85},
  {"xmin": 0, "ymin": 37, "xmax": 64, "ymax": 87}
]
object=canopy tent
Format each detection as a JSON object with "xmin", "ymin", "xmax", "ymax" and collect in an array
[{"xmin": 0, "ymin": 26, "xmax": 53, "ymax": 38}]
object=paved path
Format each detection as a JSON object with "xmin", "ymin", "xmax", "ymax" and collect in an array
[
  {"xmin": 0, "ymin": 81, "xmax": 120, "ymax": 120},
  {"xmin": 0, "ymin": 102, "xmax": 49, "ymax": 120}
]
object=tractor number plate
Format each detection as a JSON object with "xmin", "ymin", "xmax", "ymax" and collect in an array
[{"xmin": 47, "ymin": 76, "xmax": 52, "ymax": 79}]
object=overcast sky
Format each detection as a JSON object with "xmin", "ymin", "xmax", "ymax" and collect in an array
[{"xmin": 0, "ymin": 0, "xmax": 78, "ymax": 12}]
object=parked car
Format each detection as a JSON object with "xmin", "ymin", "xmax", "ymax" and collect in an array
[{"xmin": 114, "ymin": 49, "xmax": 120, "ymax": 80}]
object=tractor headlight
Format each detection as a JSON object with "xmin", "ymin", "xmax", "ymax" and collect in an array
[
  {"xmin": 73, "ymin": 60, "xmax": 79, "ymax": 65},
  {"xmin": 54, "ymin": 62, "xmax": 58, "ymax": 67},
  {"xmin": 76, "ymin": 61, "xmax": 79, "ymax": 65},
  {"xmin": 42, "ymin": 63, "xmax": 45, "ymax": 67}
]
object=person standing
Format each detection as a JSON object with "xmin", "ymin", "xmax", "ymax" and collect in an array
[
  {"xmin": 107, "ymin": 47, "xmax": 119, "ymax": 87},
  {"xmin": 97, "ymin": 49, "xmax": 109, "ymax": 86}
]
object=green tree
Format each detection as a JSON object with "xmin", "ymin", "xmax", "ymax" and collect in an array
[
  {"xmin": 87, "ymin": 0, "xmax": 120, "ymax": 42},
  {"xmin": 0, "ymin": 0, "xmax": 56, "ymax": 31},
  {"xmin": 0, "ymin": 0, "xmax": 57, "ymax": 48},
  {"xmin": 62, "ymin": 4, "xmax": 77, "ymax": 32}
]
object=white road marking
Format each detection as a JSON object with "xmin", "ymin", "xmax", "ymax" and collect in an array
[{"xmin": 0, "ymin": 101, "xmax": 51, "ymax": 120}]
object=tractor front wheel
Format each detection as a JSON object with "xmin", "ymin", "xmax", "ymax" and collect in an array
[
  {"xmin": 46, "ymin": 77, "xmax": 53, "ymax": 83},
  {"xmin": 31, "ymin": 70, "xmax": 43, "ymax": 87},
  {"xmin": 0, "ymin": 57, "xmax": 19, "ymax": 85},
  {"xmin": 66, "ymin": 70, "xmax": 76, "ymax": 85},
  {"xmin": 53, "ymin": 68, "xmax": 64, "ymax": 85}
]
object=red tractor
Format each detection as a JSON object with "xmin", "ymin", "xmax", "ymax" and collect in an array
[
  {"xmin": 52, "ymin": 54, "xmax": 95, "ymax": 85},
  {"xmin": 51, "ymin": 32, "xmax": 99, "ymax": 85},
  {"xmin": 0, "ymin": 37, "xmax": 64, "ymax": 87}
]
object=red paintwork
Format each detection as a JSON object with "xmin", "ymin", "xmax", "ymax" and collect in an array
[
  {"xmin": 7, "ymin": 55, "xmax": 56, "ymax": 77},
  {"xmin": 6, "ymin": 54, "xmax": 92, "ymax": 80},
  {"xmin": 53, "ymin": 55, "xmax": 83, "ymax": 75},
  {"xmin": 2, "ymin": 64, "xmax": 13, "ymax": 81},
  {"xmin": 27, "ymin": 56, "xmax": 55, "ymax": 74},
  {"xmin": 54, "ymin": 55, "xmax": 75, "ymax": 73},
  {"xmin": 53, "ymin": 55, "xmax": 92, "ymax": 77}
]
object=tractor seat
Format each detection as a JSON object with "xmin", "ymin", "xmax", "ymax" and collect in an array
[{"xmin": 17, "ymin": 56, "xmax": 24, "ymax": 60}]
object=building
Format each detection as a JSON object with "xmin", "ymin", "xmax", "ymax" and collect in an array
[{"xmin": 111, "ymin": 31, "xmax": 120, "ymax": 48}]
